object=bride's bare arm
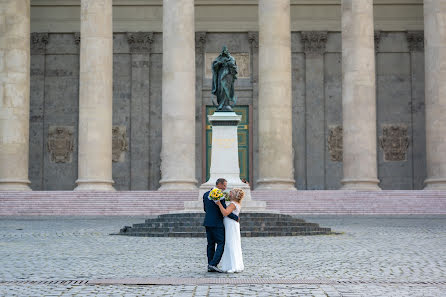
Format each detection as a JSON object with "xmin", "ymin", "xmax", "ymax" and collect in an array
[{"xmin": 215, "ymin": 200, "xmax": 236, "ymax": 217}]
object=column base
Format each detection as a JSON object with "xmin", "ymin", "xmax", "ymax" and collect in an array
[
  {"xmin": 0, "ymin": 179, "xmax": 32, "ymax": 191},
  {"xmin": 158, "ymin": 178, "xmax": 198, "ymax": 191},
  {"xmin": 256, "ymin": 178, "xmax": 297, "ymax": 190},
  {"xmin": 74, "ymin": 179, "xmax": 115, "ymax": 191},
  {"xmin": 424, "ymin": 178, "xmax": 446, "ymax": 190},
  {"xmin": 340, "ymin": 178, "xmax": 381, "ymax": 191}
]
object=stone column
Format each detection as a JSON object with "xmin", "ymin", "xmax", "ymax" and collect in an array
[
  {"xmin": 424, "ymin": 0, "xmax": 446, "ymax": 189},
  {"xmin": 0, "ymin": 0, "xmax": 32, "ymax": 191},
  {"xmin": 159, "ymin": 0, "xmax": 197, "ymax": 190},
  {"xmin": 257, "ymin": 0, "xmax": 296, "ymax": 190},
  {"xmin": 340, "ymin": 0, "xmax": 380, "ymax": 190},
  {"xmin": 74, "ymin": 0, "xmax": 114, "ymax": 191}
]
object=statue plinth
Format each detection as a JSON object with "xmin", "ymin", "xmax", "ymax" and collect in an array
[{"xmin": 184, "ymin": 112, "xmax": 266, "ymax": 212}]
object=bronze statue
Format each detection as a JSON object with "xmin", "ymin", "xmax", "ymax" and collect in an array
[{"xmin": 211, "ymin": 46, "xmax": 238, "ymax": 112}]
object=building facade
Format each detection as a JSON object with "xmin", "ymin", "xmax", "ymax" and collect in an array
[{"xmin": 1, "ymin": 0, "xmax": 445, "ymax": 191}]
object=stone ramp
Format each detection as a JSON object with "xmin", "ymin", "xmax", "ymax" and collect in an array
[
  {"xmin": 113, "ymin": 212, "xmax": 333, "ymax": 237},
  {"xmin": 0, "ymin": 190, "xmax": 445, "ymax": 216}
]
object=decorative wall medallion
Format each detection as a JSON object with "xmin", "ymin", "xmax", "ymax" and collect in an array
[
  {"xmin": 31, "ymin": 33, "xmax": 49, "ymax": 55},
  {"xmin": 379, "ymin": 125, "xmax": 409, "ymax": 161},
  {"xmin": 112, "ymin": 126, "xmax": 128, "ymax": 163},
  {"xmin": 406, "ymin": 31, "xmax": 424, "ymax": 52},
  {"xmin": 301, "ymin": 31, "xmax": 328, "ymax": 56},
  {"xmin": 47, "ymin": 126, "xmax": 74, "ymax": 163},
  {"xmin": 205, "ymin": 53, "xmax": 250, "ymax": 78},
  {"xmin": 327, "ymin": 125, "xmax": 343, "ymax": 162},
  {"xmin": 126, "ymin": 32, "xmax": 154, "ymax": 53}
]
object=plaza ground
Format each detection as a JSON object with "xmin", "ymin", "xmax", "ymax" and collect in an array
[{"xmin": 1, "ymin": 215, "xmax": 445, "ymax": 296}]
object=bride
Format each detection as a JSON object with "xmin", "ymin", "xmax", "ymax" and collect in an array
[{"xmin": 215, "ymin": 188, "xmax": 244, "ymax": 273}]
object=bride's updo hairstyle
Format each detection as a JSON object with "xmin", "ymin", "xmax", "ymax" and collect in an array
[{"xmin": 230, "ymin": 188, "xmax": 245, "ymax": 203}]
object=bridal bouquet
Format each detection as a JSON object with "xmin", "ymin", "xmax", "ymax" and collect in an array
[{"xmin": 209, "ymin": 188, "xmax": 224, "ymax": 201}]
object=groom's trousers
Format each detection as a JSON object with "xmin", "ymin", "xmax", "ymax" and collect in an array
[{"xmin": 205, "ymin": 226, "xmax": 225, "ymax": 266}]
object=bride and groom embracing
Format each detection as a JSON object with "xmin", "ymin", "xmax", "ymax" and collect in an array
[{"xmin": 203, "ymin": 178, "xmax": 245, "ymax": 273}]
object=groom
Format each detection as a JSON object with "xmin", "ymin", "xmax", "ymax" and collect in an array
[{"xmin": 203, "ymin": 178, "xmax": 239, "ymax": 273}]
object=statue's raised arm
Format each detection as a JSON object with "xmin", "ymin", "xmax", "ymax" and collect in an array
[{"xmin": 211, "ymin": 46, "xmax": 238, "ymax": 112}]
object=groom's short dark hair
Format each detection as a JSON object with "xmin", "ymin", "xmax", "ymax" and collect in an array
[{"xmin": 216, "ymin": 178, "xmax": 227, "ymax": 186}]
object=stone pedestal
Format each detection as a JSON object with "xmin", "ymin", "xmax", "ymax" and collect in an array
[
  {"xmin": 0, "ymin": 0, "xmax": 32, "ymax": 191},
  {"xmin": 184, "ymin": 112, "xmax": 266, "ymax": 212}
]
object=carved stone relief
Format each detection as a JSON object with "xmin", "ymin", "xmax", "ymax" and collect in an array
[
  {"xmin": 126, "ymin": 32, "xmax": 154, "ymax": 53},
  {"xmin": 112, "ymin": 126, "xmax": 129, "ymax": 163},
  {"xmin": 205, "ymin": 53, "xmax": 250, "ymax": 78},
  {"xmin": 406, "ymin": 31, "xmax": 424, "ymax": 52},
  {"xmin": 31, "ymin": 33, "xmax": 49, "ymax": 55},
  {"xmin": 301, "ymin": 31, "xmax": 328, "ymax": 56},
  {"xmin": 327, "ymin": 125, "xmax": 343, "ymax": 162},
  {"xmin": 379, "ymin": 125, "xmax": 410, "ymax": 161},
  {"xmin": 47, "ymin": 126, "xmax": 74, "ymax": 163}
]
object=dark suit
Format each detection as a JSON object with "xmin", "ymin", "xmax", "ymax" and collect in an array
[{"xmin": 203, "ymin": 190, "xmax": 239, "ymax": 266}]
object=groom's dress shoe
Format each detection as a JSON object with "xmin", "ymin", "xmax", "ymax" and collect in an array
[{"xmin": 208, "ymin": 265, "xmax": 223, "ymax": 273}]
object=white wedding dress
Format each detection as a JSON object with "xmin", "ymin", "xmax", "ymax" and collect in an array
[{"xmin": 220, "ymin": 201, "xmax": 244, "ymax": 273}]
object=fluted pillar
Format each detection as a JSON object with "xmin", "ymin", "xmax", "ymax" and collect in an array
[
  {"xmin": 74, "ymin": 0, "xmax": 114, "ymax": 191},
  {"xmin": 0, "ymin": 0, "xmax": 32, "ymax": 191},
  {"xmin": 159, "ymin": 0, "xmax": 197, "ymax": 190},
  {"xmin": 257, "ymin": 0, "xmax": 296, "ymax": 190},
  {"xmin": 341, "ymin": 0, "xmax": 381, "ymax": 190},
  {"xmin": 424, "ymin": 0, "xmax": 446, "ymax": 190}
]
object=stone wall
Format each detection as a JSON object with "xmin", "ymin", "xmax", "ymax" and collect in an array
[{"xmin": 29, "ymin": 31, "xmax": 426, "ymax": 190}]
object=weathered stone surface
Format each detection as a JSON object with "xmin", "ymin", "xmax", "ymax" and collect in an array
[
  {"xmin": 43, "ymin": 54, "xmax": 79, "ymax": 190},
  {"xmin": 376, "ymin": 52, "xmax": 413, "ymax": 189}
]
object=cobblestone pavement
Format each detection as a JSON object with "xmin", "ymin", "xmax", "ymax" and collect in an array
[{"xmin": 0, "ymin": 215, "xmax": 445, "ymax": 296}]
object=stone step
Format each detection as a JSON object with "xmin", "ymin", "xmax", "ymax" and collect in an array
[
  {"xmin": 117, "ymin": 212, "xmax": 331, "ymax": 237},
  {"xmin": 137, "ymin": 221, "xmax": 314, "ymax": 228},
  {"xmin": 1, "ymin": 190, "xmax": 446, "ymax": 216},
  {"xmin": 127, "ymin": 226, "xmax": 329, "ymax": 233},
  {"xmin": 116, "ymin": 230, "xmax": 332, "ymax": 238}
]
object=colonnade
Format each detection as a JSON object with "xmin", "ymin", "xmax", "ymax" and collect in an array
[{"xmin": 0, "ymin": 0, "xmax": 445, "ymax": 191}]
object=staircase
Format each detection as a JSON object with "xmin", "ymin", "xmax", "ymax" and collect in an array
[
  {"xmin": 113, "ymin": 212, "xmax": 333, "ymax": 237},
  {"xmin": 0, "ymin": 190, "xmax": 445, "ymax": 216}
]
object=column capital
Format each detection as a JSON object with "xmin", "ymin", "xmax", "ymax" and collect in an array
[
  {"xmin": 301, "ymin": 31, "xmax": 328, "ymax": 56},
  {"xmin": 31, "ymin": 33, "xmax": 49, "ymax": 55},
  {"xmin": 406, "ymin": 31, "xmax": 424, "ymax": 52},
  {"xmin": 195, "ymin": 32, "xmax": 207, "ymax": 53},
  {"xmin": 126, "ymin": 32, "xmax": 154, "ymax": 54},
  {"xmin": 248, "ymin": 31, "xmax": 259, "ymax": 49},
  {"xmin": 374, "ymin": 31, "xmax": 382, "ymax": 53}
]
